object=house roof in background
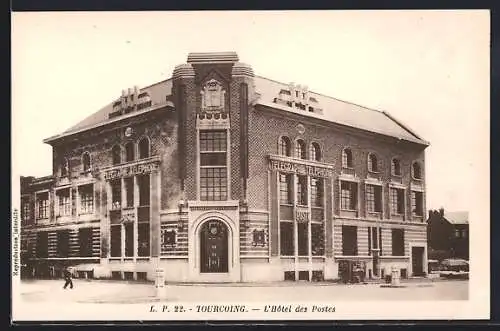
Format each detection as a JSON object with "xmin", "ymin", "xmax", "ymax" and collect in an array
[{"xmin": 444, "ymin": 211, "xmax": 469, "ymax": 225}]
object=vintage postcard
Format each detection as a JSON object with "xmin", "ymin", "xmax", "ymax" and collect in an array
[{"xmin": 11, "ymin": 10, "xmax": 490, "ymax": 322}]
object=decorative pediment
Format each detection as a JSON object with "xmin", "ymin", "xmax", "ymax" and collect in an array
[{"xmin": 201, "ymin": 79, "xmax": 226, "ymax": 112}]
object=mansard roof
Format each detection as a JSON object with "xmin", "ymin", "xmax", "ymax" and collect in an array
[{"xmin": 44, "ymin": 67, "xmax": 428, "ymax": 147}]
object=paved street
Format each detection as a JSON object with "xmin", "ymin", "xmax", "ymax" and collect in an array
[{"xmin": 18, "ymin": 279, "xmax": 468, "ymax": 304}]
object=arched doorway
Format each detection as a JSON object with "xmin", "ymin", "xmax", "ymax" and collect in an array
[{"xmin": 200, "ymin": 219, "xmax": 229, "ymax": 273}]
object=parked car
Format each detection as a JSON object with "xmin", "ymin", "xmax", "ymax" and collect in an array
[{"xmin": 440, "ymin": 258, "xmax": 469, "ymax": 272}]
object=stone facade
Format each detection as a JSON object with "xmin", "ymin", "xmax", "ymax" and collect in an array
[{"xmin": 20, "ymin": 52, "xmax": 429, "ymax": 283}]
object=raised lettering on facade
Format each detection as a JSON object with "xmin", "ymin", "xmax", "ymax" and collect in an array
[
  {"xmin": 104, "ymin": 161, "xmax": 160, "ymax": 180},
  {"xmin": 269, "ymin": 160, "xmax": 332, "ymax": 178}
]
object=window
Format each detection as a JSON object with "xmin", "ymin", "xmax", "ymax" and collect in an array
[
  {"xmin": 295, "ymin": 139, "xmax": 306, "ymax": 159},
  {"xmin": 138, "ymin": 223, "xmax": 150, "ymax": 256},
  {"xmin": 125, "ymin": 142, "xmax": 135, "ymax": 162},
  {"xmin": 56, "ymin": 230, "xmax": 70, "ymax": 258},
  {"xmin": 366, "ymin": 184, "xmax": 382, "ymax": 213},
  {"xmin": 125, "ymin": 223, "xmax": 134, "ymax": 257},
  {"xmin": 310, "ymin": 142, "xmax": 321, "ymax": 161},
  {"xmin": 110, "ymin": 225, "xmax": 121, "ymax": 257},
  {"xmin": 200, "ymin": 130, "xmax": 228, "ymax": 201},
  {"xmin": 298, "ymin": 222, "xmax": 308, "ymax": 256},
  {"xmin": 112, "ymin": 145, "xmax": 121, "ymax": 165},
  {"xmin": 36, "ymin": 192, "xmax": 49, "ymax": 219},
  {"xmin": 342, "ymin": 225, "xmax": 358, "ymax": 256},
  {"xmin": 125, "ymin": 177, "xmax": 134, "ymax": 207},
  {"xmin": 162, "ymin": 230, "xmax": 176, "ymax": 246},
  {"xmin": 311, "ymin": 178, "xmax": 323, "ymax": 207},
  {"xmin": 57, "ymin": 189, "xmax": 71, "ymax": 216},
  {"xmin": 311, "ymin": 223, "xmax": 325, "ymax": 256},
  {"xmin": 79, "ymin": 184, "xmax": 94, "ymax": 214},
  {"xmin": 138, "ymin": 137, "xmax": 150, "ymax": 159},
  {"xmin": 61, "ymin": 158, "xmax": 69, "ymax": 177},
  {"xmin": 280, "ymin": 222, "xmax": 294, "ymax": 256},
  {"xmin": 36, "ymin": 232, "xmax": 48, "ymax": 258},
  {"xmin": 279, "ymin": 173, "xmax": 293, "ymax": 204},
  {"xmin": 368, "ymin": 227, "xmax": 381, "ymax": 255},
  {"xmin": 391, "ymin": 229, "xmax": 405, "ymax": 256},
  {"xmin": 138, "ymin": 175, "xmax": 150, "ymax": 206},
  {"xmin": 391, "ymin": 158, "xmax": 401, "ymax": 176},
  {"xmin": 462, "ymin": 229, "xmax": 468, "ymax": 238},
  {"xmin": 455, "ymin": 228, "xmax": 461, "ymax": 238},
  {"xmin": 342, "ymin": 148, "xmax": 353, "ymax": 168},
  {"xmin": 82, "ymin": 152, "xmax": 91, "ymax": 172},
  {"xmin": 412, "ymin": 162, "xmax": 422, "ymax": 179},
  {"xmin": 340, "ymin": 181, "xmax": 357, "ymax": 210},
  {"xmin": 22, "ymin": 199, "xmax": 31, "ymax": 222},
  {"xmin": 79, "ymin": 227, "xmax": 93, "ymax": 257},
  {"xmin": 411, "ymin": 191, "xmax": 423, "ymax": 216},
  {"xmin": 278, "ymin": 136, "xmax": 291, "ymax": 156},
  {"xmin": 390, "ymin": 188, "xmax": 405, "ymax": 215},
  {"xmin": 110, "ymin": 180, "xmax": 121, "ymax": 209},
  {"xmin": 296, "ymin": 175, "xmax": 307, "ymax": 205},
  {"xmin": 368, "ymin": 153, "xmax": 378, "ymax": 172}
]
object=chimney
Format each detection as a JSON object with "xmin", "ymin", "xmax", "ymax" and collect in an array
[{"xmin": 439, "ymin": 207, "xmax": 444, "ymax": 217}]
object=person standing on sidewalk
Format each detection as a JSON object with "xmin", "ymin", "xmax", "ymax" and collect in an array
[{"xmin": 63, "ymin": 267, "xmax": 74, "ymax": 289}]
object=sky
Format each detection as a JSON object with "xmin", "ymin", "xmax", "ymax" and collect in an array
[{"xmin": 11, "ymin": 10, "xmax": 490, "ymax": 213}]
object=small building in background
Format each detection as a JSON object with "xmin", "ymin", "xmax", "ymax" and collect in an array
[{"xmin": 427, "ymin": 209, "xmax": 469, "ymax": 261}]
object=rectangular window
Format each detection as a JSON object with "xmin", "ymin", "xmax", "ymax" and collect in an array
[
  {"xmin": 279, "ymin": 173, "xmax": 293, "ymax": 205},
  {"xmin": 138, "ymin": 223, "xmax": 150, "ymax": 257},
  {"xmin": 110, "ymin": 225, "xmax": 121, "ymax": 257},
  {"xmin": 311, "ymin": 223, "xmax": 325, "ymax": 256},
  {"xmin": 391, "ymin": 229, "xmax": 405, "ymax": 256},
  {"xmin": 79, "ymin": 184, "xmax": 94, "ymax": 214},
  {"xmin": 390, "ymin": 188, "xmax": 405, "ymax": 215},
  {"xmin": 124, "ymin": 223, "xmax": 134, "ymax": 257},
  {"xmin": 36, "ymin": 231, "xmax": 48, "ymax": 258},
  {"xmin": 111, "ymin": 179, "xmax": 121, "ymax": 209},
  {"xmin": 366, "ymin": 184, "xmax": 382, "ymax": 213},
  {"xmin": 342, "ymin": 225, "xmax": 358, "ymax": 256},
  {"xmin": 138, "ymin": 175, "xmax": 150, "ymax": 206},
  {"xmin": 411, "ymin": 191, "xmax": 423, "ymax": 216},
  {"xmin": 297, "ymin": 222, "xmax": 308, "ymax": 256},
  {"xmin": 455, "ymin": 228, "xmax": 461, "ymax": 238},
  {"xmin": 57, "ymin": 189, "xmax": 71, "ymax": 216},
  {"xmin": 340, "ymin": 181, "xmax": 357, "ymax": 210},
  {"xmin": 199, "ymin": 130, "xmax": 228, "ymax": 201},
  {"xmin": 78, "ymin": 227, "xmax": 93, "ymax": 257},
  {"xmin": 22, "ymin": 198, "xmax": 31, "ymax": 222},
  {"xmin": 36, "ymin": 192, "xmax": 49, "ymax": 219},
  {"xmin": 296, "ymin": 175, "xmax": 307, "ymax": 205},
  {"xmin": 125, "ymin": 177, "xmax": 134, "ymax": 207},
  {"xmin": 311, "ymin": 178, "xmax": 323, "ymax": 207},
  {"xmin": 56, "ymin": 230, "xmax": 70, "ymax": 258},
  {"xmin": 280, "ymin": 222, "xmax": 294, "ymax": 256}
]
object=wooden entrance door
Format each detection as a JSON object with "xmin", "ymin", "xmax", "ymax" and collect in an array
[
  {"xmin": 200, "ymin": 220, "xmax": 228, "ymax": 273},
  {"xmin": 412, "ymin": 246, "xmax": 425, "ymax": 276}
]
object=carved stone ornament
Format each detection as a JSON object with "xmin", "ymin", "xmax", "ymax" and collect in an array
[
  {"xmin": 201, "ymin": 79, "xmax": 226, "ymax": 112},
  {"xmin": 296, "ymin": 124, "xmax": 306, "ymax": 135}
]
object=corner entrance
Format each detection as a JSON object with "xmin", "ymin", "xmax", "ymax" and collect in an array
[
  {"xmin": 200, "ymin": 220, "xmax": 228, "ymax": 273},
  {"xmin": 411, "ymin": 246, "xmax": 425, "ymax": 276}
]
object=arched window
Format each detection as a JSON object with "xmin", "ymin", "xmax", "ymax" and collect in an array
[
  {"xmin": 412, "ymin": 162, "xmax": 422, "ymax": 179},
  {"xmin": 278, "ymin": 136, "xmax": 291, "ymax": 156},
  {"xmin": 138, "ymin": 137, "xmax": 150, "ymax": 159},
  {"xmin": 368, "ymin": 153, "xmax": 378, "ymax": 172},
  {"xmin": 342, "ymin": 148, "xmax": 353, "ymax": 168},
  {"xmin": 112, "ymin": 145, "xmax": 121, "ymax": 165},
  {"xmin": 310, "ymin": 142, "xmax": 321, "ymax": 161},
  {"xmin": 391, "ymin": 158, "xmax": 401, "ymax": 176},
  {"xmin": 125, "ymin": 142, "xmax": 135, "ymax": 162},
  {"xmin": 82, "ymin": 152, "xmax": 91, "ymax": 172},
  {"xmin": 61, "ymin": 157, "xmax": 69, "ymax": 177},
  {"xmin": 295, "ymin": 139, "xmax": 306, "ymax": 159}
]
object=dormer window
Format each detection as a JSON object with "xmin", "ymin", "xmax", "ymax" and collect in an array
[
  {"xmin": 125, "ymin": 142, "xmax": 135, "ymax": 162},
  {"xmin": 391, "ymin": 158, "xmax": 402, "ymax": 176},
  {"xmin": 138, "ymin": 137, "xmax": 150, "ymax": 159},
  {"xmin": 310, "ymin": 142, "xmax": 321, "ymax": 162},
  {"xmin": 295, "ymin": 139, "xmax": 306, "ymax": 159},
  {"xmin": 412, "ymin": 162, "xmax": 422, "ymax": 179},
  {"xmin": 368, "ymin": 153, "xmax": 379, "ymax": 172},
  {"xmin": 82, "ymin": 152, "xmax": 91, "ymax": 172},
  {"xmin": 112, "ymin": 145, "xmax": 121, "ymax": 165},
  {"xmin": 342, "ymin": 148, "xmax": 353, "ymax": 168},
  {"xmin": 279, "ymin": 136, "xmax": 291, "ymax": 157}
]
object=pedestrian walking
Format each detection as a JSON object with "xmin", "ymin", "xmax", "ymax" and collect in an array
[{"xmin": 63, "ymin": 267, "xmax": 74, "ymax": 289}]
